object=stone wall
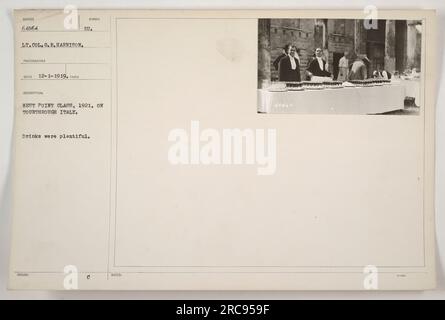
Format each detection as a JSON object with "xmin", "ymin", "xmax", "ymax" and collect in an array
[
  {"xmin": 269, "ymin": 19, "xmax": 315, "ymax": 80},
  {"xmin": 259, "ymin": 18, "xmax": 422, "ymax": 84},
  {"xmin": 269, "ymin": 19, "xmax": 360, "ymax": 79},
  {"xmin": 326, "ymin": 19, "xmax": 355, "ymax": 74}
]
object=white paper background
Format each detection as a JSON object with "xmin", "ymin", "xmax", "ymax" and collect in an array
[{"xmin": 0, "ymin": 0, "xmax": 444, "ymax": 299}]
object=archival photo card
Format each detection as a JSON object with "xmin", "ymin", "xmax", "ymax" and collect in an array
[{"xmin": 9, "ymin": 9, "xmax": 436, "ymax": 291}]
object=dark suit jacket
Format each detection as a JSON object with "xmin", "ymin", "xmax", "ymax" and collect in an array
[
  {"xmin": 278, "ymin": 56, "xmax": 301, "ymax": 82},
  {"xmin": 307, "ymin": 58, "xmax": 331, "ymax": 77},
  {"xmin": 273, "ymin": 53, "xmax": 287, "ymax": 71}
]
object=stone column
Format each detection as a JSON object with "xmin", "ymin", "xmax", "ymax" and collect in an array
[
  {"xmin": 384, "ymin": 20, "xmax": 396, "ymax": 72},
  {"xmin": 406, "ymin": 20, "xmax": 421, "ymax": 70},
  {"xmin": 314, "ymin": 19, "xmax": 326, "ymax": 50},
  {"xmin": 258, "ymin": 19, "xmax": 271, "ymax": 88},
  {"xmin": 353, "ymin": 20, "xmax": 367, "ymax": 55}
]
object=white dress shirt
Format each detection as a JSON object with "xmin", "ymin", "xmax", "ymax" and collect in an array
[
  {"xmin": 339, "ymin": 56, "xmax": 349, "ymax": 68},
  {"xmin": 316, "ymin": 57, "xmax": 324, "ymax": 71},
  {"xmin": 289, "ymin": 56, "xmax": 297, "ymax": 70}
]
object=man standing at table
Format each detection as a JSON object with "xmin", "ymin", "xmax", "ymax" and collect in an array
[
  {"xmin": 273, "ymin": 44, "xmax": 291, "ymax": 71},
  {"xmin": 337, "ymin": 51, "xmax": 349, "ymax": 81},
  {"xmin": 278, "ymin": 46, "xmax": 301, "ymax": 82},
  {"xmin": 306, "ymin": 48, "xmax": 331, "ymax": 80}
]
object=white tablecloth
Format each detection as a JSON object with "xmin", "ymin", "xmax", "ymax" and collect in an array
[
  {"xmin": 400, "ymin": 79, "xmax": 420, "ymax": 106},
  {"xmin": 258, "ymin": 84, "xmax": 405, "ymax": 114}
]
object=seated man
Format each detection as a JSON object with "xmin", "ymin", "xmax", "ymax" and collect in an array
[
  {"xmin": 381, "ymin": 69, "xmax": 392, "ymax": 80},
  {"xmin": 373, "ymin": 68, "xmax": 392, "ymax": 80},
  {"xmin": 278, "ymin": 46, "xmax": 301, "ymax": 82},
  {"xmin": 306, "ymin": 48, "xmax": 331, "ymax": 80}
]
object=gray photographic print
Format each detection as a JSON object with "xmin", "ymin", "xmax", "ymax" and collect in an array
[{"xmin": 257, "ymin": 19, "xmax": 422, "ymax": 114}]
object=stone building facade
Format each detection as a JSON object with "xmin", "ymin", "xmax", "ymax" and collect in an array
[{"xmin": 258, "ymin": 19, "xmax": 422, "ymax": 86}]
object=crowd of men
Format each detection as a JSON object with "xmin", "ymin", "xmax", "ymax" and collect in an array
[{"xmin": 273, "ymin": 44, "xmax": 392, "ymax": 82}]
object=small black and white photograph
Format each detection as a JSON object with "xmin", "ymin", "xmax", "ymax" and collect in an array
[{"xmin": 257, "ymin": 19, "xmax": 422, "ymax": 114}]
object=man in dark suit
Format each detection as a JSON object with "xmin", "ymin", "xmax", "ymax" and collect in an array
[
  {"xmin": 278, "ymin": 46, "xmax": 301, "ymax": 82},
  {"xmin": 306, "ymin": 47, "xmax": 331, "ymax": 78},
  {"xmin": 273, "ymin": 44, "xmax": 291, "ymax": 71}
]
